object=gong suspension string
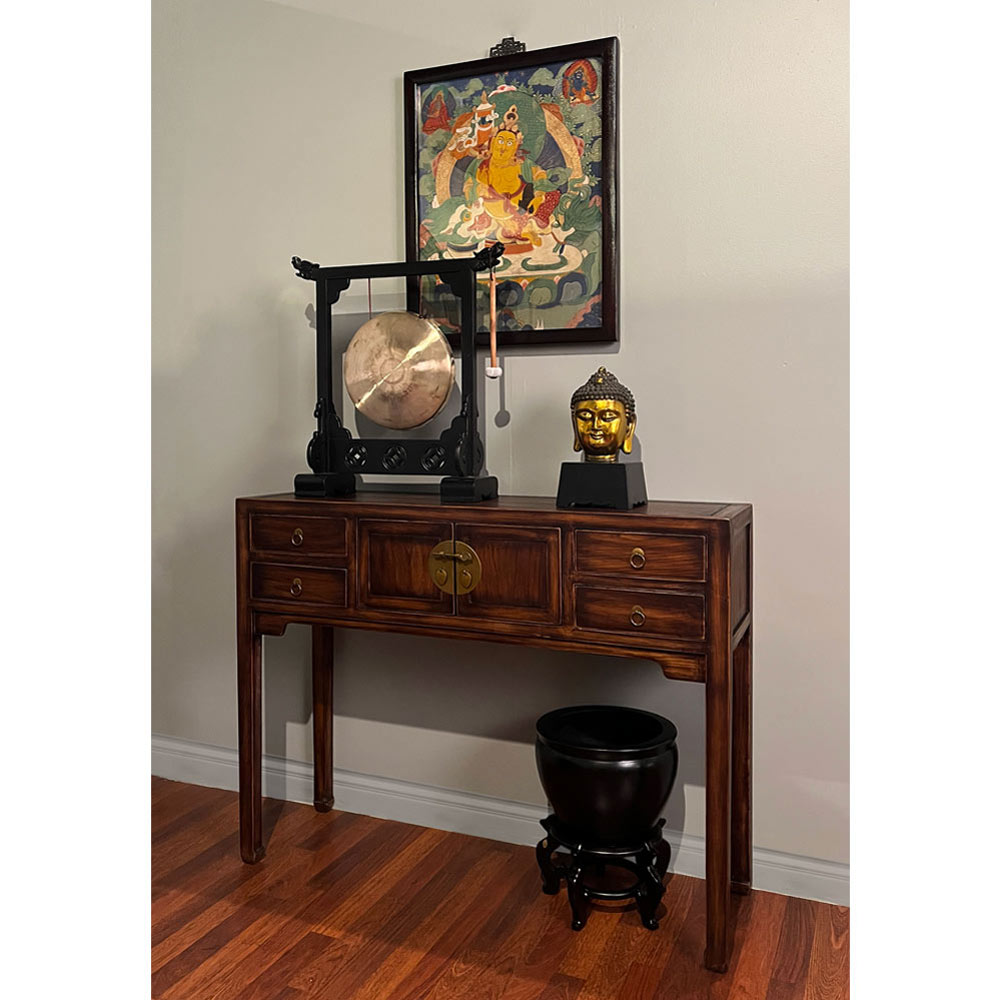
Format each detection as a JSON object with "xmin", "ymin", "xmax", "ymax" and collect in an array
[
  {"xmin": 489, "ymin": 266, "xmax": 498, "ymax": 370},
  {"xmin": 367, "ymin": 278, "xmax": 372, "ymax": 320}
]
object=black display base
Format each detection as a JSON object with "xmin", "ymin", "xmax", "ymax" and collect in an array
[
  {"xmin": 556, "ymin": 461, "xmax": 647, "ymax": 510},
  {"xmin": 439, "ymin": 475, "xmax": 499, "ymax": 503},
  {"xmin": 294, "ymin": 472, "xmax": 357, "ymax": 497},
  {"xmin": 535, "ymin": 815, "xmax": 670, "ymax": 931}
]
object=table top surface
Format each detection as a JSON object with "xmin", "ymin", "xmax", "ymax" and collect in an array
[{"xmin": 240, "ymin": 491, "xmax": 751, "ymax": 521}]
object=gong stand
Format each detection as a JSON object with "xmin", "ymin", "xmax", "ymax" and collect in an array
[{"xmin": 290, "ymin": 244, "xmax": 503, "ymax": 503}]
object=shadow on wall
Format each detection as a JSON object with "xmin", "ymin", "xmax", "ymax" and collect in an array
[{"xmin": 262, "ymin": 623, "xmax": 702, "ymax": 835}]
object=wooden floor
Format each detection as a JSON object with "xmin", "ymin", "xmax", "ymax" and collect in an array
[{"xmin": 152, "ymin": 778, "xmax": 848, "ymax": 999}]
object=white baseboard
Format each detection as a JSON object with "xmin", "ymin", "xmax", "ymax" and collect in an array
[{"xmin": 152, "ymin": 733, "xmax": 848, "ymax": 906}]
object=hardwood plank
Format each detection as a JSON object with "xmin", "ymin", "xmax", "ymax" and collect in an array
[
  {"xmin": 152, "ymin": 805, "xmax": 240, "ymax": 885},
  {"xmin": 650, "ymin": 871, "xmax": 709, "ymax": 998},
  {"xmin": 376, "ymin": 854, "xmax": 534, "ymax": 1000},
  {"xmin": 152, "ymin": 776, "xmax": 204, "ymax": 811},
  {"xmin": 557, "ymin": 906, "xmax": 622, "ymax": 982},
  {"xmin": 287, "ymin": 828, "xmax": 463, "ymax": 994},
  {"xmin": 578, "ymin": 877, "xmax": 702, "ymax": 1000},
  {"xmin": 613, "ymin": 962, "xmax": 659, "ymax": 1000},
  {"xmin": 576, "ymin": 912, "xmax": 658, "ymax": 1000},
  {"xmin": 153, "ymin": 810, "xmax": 371, "ymax": 969},
  {"xmin": 719, "ymin": 891, "xmax": 787, "ymax": 999},
  {"xmin": 612, "ymin": 875, "xmax": 697, "ymax": 1000},
  {"xmin": 420, "ymin": 863, "xmax": 550, "ymax": 1000},
  {"xmin": 155, "ymin": 843, "xmax": 324, "ymax": 985},
  {"xmin": 345, "ymin": 843, "xmax": 516, "ymax": 1000},
  {"xmin": 152, "ymin": 902, "xmax": 268, "ymax": 996},
  {"xmin": 309, "ymin": 826, "xmax": 449, "ymax": 935},
  {"xmin": 703, "ymin": 891, "xmax": 759, "ymax": 1000},
  {"xmin": 306, "ymin": 816, "xmax": 425, "ymax": 894},
  {"xmin": 803, "ymin": 905, "xmax": 849, "ymax": 1000},
  {"xmin": 494, "ymin": 902, "xmax": 578, "ymax": 1000},
  {"xmin": 153, "ymin": 788, "xmax": 233, "ymax": 846},
  {"xmin": 152, "ymin": 788, "xmax": 235, "ymax": 873},
  {"xmin": 537, "ymin": 973, "xmax": 585, "ymax": 1000},
  {"xmin": 240, "ymin": 932, "xmax": 340, "ymax": 1000},
  {"xmin": 157, "ymin": 815, "xmax": 386, "ymax": 998},
  {"xmin": 152, "ymin": 798, "xmax": 349, "ymax": 934},
  {"xmin": 769, "ymin": 983, "xmax": 808, "ymax": 1000},
  {"xmin": 767, "ymin": 895, "xmax": 818, "ymax": 999},
  {"xmin": 199, "ymin": 838, "xmax": 511, "ymax": 1000}
]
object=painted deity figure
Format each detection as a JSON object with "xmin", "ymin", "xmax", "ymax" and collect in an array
[
  {"xmin": 462, "ymin": 107, "xmax": 560, "ymax": 248},
  {"xmin": 422, "ymin": 90, "xmax": 451, "ymax": 134}
]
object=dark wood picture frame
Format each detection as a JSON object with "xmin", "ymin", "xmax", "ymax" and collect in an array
[{"xmin": 404, "ymin": 37, "xmax": 620, "ymax": 348}]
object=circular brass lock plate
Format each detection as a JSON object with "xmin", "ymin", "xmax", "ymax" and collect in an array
[{"xmin": 427, "ymin": 540, "xmax": 482, "ymax": 595}]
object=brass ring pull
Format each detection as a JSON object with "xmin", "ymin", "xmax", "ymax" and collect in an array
[
  {"xmin": 291, "ymin": 528, "xmax": 304, "ymax": 546},
  {"xmin": 630, "ymin": 605, "xmax": 646, "ymax": 627},
  {"xmin": 290, "ymin": 577, "xmax": 303, "ymax": 597},
  {"xmin": 629, "ymin": 547, "xmax": 646, "ymax": 569}
]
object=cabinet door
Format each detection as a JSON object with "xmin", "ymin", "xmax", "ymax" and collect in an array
[
  {"xmin": 455, "ymin": 523, "xmax": 561, "ymax": 624},
  {"xmin": 358, "ymin": 519, "xmax": 454, "ymax": 615}
]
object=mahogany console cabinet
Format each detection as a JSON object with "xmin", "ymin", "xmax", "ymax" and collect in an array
[{"xmin": 235, "ymin": 492, "xmax": 753, "ymax": 972}]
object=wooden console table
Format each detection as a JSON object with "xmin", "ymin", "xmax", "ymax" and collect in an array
[{"xmin": 235, "ymin": 492, "xmax": 753, "ymax": 972}]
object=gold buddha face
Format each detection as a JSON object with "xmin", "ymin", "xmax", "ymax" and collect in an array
[{"xmin": 572, "ymin": 398, "xmax": 636, "ymax": 462}]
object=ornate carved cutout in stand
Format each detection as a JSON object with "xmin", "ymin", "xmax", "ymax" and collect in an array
[{"xmin": 535, "ymin": 815, "xmax": 671, "ymax": 931}]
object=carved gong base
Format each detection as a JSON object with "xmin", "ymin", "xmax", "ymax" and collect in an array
[{"xmin": 535, "ymin": 815, "xmax": 671, "ymax": 931}]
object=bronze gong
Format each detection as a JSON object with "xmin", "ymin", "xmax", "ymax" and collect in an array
[{"xmin": 343, "ymin": 311, "xmax": 455, "ymax": 430}]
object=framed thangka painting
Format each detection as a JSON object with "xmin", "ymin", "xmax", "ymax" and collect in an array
[{"xmin": 404, "ymin": 37, "xmax": 619, "ymax": 347}]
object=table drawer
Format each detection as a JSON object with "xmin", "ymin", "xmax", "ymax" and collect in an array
[
  {"xmin": 251, "ymin": 563, "xmax": 347, "ymax": 607},
  {"xmin": 250, "ymin": 515, "xmax": 348, "ymax": 558},
  {"xmin": 575, "ymin": 586, "xmax": 705, "ymax": 640},
  {"xmin": 575, "ymin": 530, "xmax": 706, "ymax": 583}
]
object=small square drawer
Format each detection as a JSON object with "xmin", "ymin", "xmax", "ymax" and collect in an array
[
  {"xmin": 575, "ymin": 586, "xmax": 705, "ymax": 640},
  {"xmin": 251, "ymin": 564, "xmax": 347, "ymax": 607},
  {"xmin": 250, "ymin": 515, "xmax": 348, "ymax": 558},
  {"xmin": 575, "ymin": 530, "xmax": 706, "ymax": 582}
]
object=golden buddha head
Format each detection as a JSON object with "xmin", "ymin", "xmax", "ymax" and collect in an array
[{"xmin": 570, "ymin": 367, "xmax": 637, "ymax": 463}]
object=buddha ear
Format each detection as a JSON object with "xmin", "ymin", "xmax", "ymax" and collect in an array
[
  {"xmin": 622, "ymin": 415, "xmax": 636, "ymax": 455},
  {"xmin": 572, "ymin": 414, "xmax": 583, "ymax": 452}
]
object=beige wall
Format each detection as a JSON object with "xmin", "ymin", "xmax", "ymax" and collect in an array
[{"xmin": 153, "ymin": 0, "xmax": 848, "ymax": 864}]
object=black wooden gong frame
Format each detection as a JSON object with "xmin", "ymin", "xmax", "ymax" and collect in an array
[{"xmin": 290, "ymin": 245, "xmax": 503, "ymax": 503}]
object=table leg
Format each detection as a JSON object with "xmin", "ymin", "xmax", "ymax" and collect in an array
[
  {"xmin": 705, "ymin": 643, "xmax": 732, "ymax": 972},
  {"xmin": 237, "ymin": 624, "xmax": 264, "ymax": 863},
  {"xmin": 312, "ymin": 625, "xmax": 335, "ymax": 812},
  {"xmin": 731, "ymin": 626, "xmax": 753, "ymax": 894}
]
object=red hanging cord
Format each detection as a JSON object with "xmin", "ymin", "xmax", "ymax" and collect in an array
[
  {"xmin": 489, "ymin": 269, "xmax": 498, "ymax": 368},
  {"xmin": 486, "ymin": 266, "xmax": 502, "ymax": 379},
  {"xmin": 367, "ymin": 278, "xmax": 372, "ymax": 320}
]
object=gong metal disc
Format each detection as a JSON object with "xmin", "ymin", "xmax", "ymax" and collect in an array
[{"xmin": 343, "ymin": 311, "xmax": 455, "ymax": 430}]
